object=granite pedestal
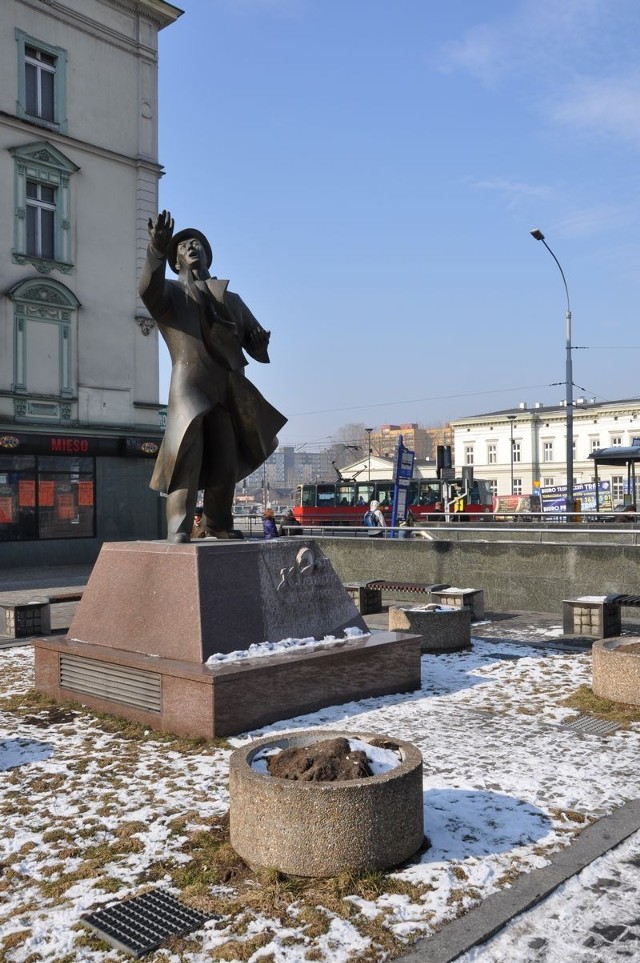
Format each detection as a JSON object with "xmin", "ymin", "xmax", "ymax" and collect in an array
[{"xmin": 33, "ymin": 539, "xmax": 421, "ymax": 737}]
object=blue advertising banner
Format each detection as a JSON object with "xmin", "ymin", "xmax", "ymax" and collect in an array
[
  {"xmin": 390, "ymin": 435, "xmax": 415, "ymax": 535},
  {"xmin": 539, "ymin": 480, "xmax": 612, "ymax": 514}
]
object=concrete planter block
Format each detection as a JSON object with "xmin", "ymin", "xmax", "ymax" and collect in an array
[
  {"xmin": 592, "ymin": 638, "xmax": 640, "ymax": 706},
  {"xmin": 430, "ymin": 588, "xmax": 485, "ymax": 621},
  {"xmin": 229, "ymin": 730, "xmax": 424, "ymax": 877},
  {"xmin": 344, "ymin": 582, "xmax": 383, "ymax": 614},
  {"xmin": 1, "ymin": 598, "xmax": 50, "ymax": 638},
  {"xmin": 563, "ymin": 597, "xmax": 622, "ymax": 639},
  {"xmin": 389, "ymin": 605, "xmax": 471, "ymax": 653}
]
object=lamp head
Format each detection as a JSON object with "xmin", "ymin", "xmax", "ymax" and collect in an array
[{"xmin": 530, "ymin": 228, "xmax": 545, "ymax": 241}]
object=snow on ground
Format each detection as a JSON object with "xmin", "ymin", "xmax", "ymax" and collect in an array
[{"xmin": 1, "ymin": 634, "xmax": 639, "ymax": 962}]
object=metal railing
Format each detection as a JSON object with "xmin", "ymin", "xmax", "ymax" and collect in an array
[{"xmin": 230, "ymin": 510, "xmax": 640, "ymax": 544}]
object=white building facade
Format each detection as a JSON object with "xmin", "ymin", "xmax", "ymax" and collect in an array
[
  {"xmin": 451, "ymin": 397, "xmax": 640, "ymax": 504},
  {"xmin": 0, "ymin": 0, "xmax": 181, "ymax": 562}
]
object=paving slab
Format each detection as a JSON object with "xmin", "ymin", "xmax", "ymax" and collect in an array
[{"xmin": 398, "ymin": 800, "xmax": 640, "ymax": 963}]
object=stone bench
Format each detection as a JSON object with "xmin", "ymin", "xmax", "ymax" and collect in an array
[
  {"xmin": 389, "ymin": 605, "xmax": 471, "ymax": 653},
  {"xmin": 429, "ymin": 587, "xmax": 485, "ymax": 621},
  {"xmin": 345, "ymin": 581, "xmax": 452, "ymax": 615},
  {"xmin": 562, "ymin": 596, "xmax": 622, "ymax": 639}
]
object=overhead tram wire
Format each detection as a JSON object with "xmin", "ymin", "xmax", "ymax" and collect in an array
[{"xmin": 287, "ymin": 382, "xmax": 560, "ymax": 418}]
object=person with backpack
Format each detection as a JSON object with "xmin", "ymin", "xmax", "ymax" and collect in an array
[{"xmin": 363, "ymin": 499, "xmax": 385, "ymax": 537}]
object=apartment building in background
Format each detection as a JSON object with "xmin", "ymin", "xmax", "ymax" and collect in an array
[{"xmin": 372, "ymin": 423, "xmax": 452, "ymax": 461}]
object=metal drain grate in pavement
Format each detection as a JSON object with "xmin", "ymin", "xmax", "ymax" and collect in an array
[
  {"xmin": 561, "ymin": 714, "xmax": 621, "ymax": 737},
  {"xmin": 81, "ymin": 889, "xmax": 216, "ymax": 957}
]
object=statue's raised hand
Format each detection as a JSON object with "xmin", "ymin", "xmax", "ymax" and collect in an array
[
  {"xmin": 147, "ymin": 210, "xmax": 174, "ymax": 256},
  {"xmin": 249, "ymin": 327, "xmax": 271, "ymax": 354}
]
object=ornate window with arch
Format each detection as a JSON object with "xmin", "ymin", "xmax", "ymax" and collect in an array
[
  {"xmin": 7, "ymin": 278, "xmax": 79, "ymax": 421},
  {"xmin": 10, "ymin": 142, "xmax": 79, "ymax": 274}
]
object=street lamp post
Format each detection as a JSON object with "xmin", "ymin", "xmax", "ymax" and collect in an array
[
  {"xmin": 506, "ymin": 415, "xmax": 517, "ymax": 495},
  {"xmin": 365, "ymin": 428, "xmax": 374, "ymax": 483},
  {"xmin": 530, "ymin": 229, "xmax": 575, "ymax": 518}
]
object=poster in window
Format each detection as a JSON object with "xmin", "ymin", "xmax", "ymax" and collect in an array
[
  {"xmin": 19, "ymin": 480, "xmax": 36, "ymax": 507},
  {"xmin": 39, "ymin": 480, "xmax": 55, "ymax": 507},
  {"xmin": 0, "ymin": 495, "xmax": 15, "ymax": 523},
  {"xmin": 77, "ymin": 480, "xmax": 94, "ymax": 507},
  {"xmin": 57, "ymin": 492, "xmax": 75, "ymax": 521}
]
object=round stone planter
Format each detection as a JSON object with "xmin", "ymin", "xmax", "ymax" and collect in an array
[
  {"xmin": 592, "ymin": 637, "xmax": 640, "ymax": 707},
  {"xmin": 229, "ymin": 729, "xmax": 424, "ymax": 877},
  {"xmin": 389, "ymin": 605, "xmax": 471, "ymax": 653}
]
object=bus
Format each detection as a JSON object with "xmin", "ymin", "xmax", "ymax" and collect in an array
[{"xmin": 292, "ymin": 477, "xmax": 493, "ymax": 526}]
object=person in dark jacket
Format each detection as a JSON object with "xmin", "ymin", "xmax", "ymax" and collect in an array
[{"xmin": 279, "ymin": 509, "xmax": 302, "ymax": 536}]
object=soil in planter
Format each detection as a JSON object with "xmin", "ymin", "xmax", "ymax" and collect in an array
[
  {"xmin": 267, "ymin": 737, "xmax": 373, "ymax": 782},
  {"xmin": 616, "ymin": 642, "xmax": 640, "ymax": 653}
]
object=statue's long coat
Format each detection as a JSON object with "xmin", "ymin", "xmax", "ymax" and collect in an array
[{"xmin": 139, "ymin": 249, "xmax": 286, "ymax": 494}]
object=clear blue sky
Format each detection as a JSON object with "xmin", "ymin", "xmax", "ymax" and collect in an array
[{"xmin": 156, "ymin": 0, "xmax": 640, "ymax": 450}]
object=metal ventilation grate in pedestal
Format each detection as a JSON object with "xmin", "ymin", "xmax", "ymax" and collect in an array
[
  {"xmin": 60, "ymin": 653, "xmax": 162, "ymax": 712},
  {"xmin": 81, "ymin": 889, "xmax": 216, "ymax": 957},
  {"xmin": 561, "ymin": 714, "xmax": 621, "ymax": 737}
]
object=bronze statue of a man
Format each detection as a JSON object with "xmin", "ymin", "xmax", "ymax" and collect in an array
[{"xmin": 139, "ymin": 211, "xmax": 287, "ymax": 542}]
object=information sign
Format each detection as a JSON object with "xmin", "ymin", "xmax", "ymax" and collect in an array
[{"xmin": 390, "ymin": 435, "xmax": 415, "ymax": 535}]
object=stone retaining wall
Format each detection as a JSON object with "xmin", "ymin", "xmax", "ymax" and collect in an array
[{"xmin": 321, "ymin": 537, "xmax": 640, "ymax": 615}]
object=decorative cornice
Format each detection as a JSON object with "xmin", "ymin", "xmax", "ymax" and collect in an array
[
  {"xmin": 15, "ymin": 0, "xmax": 181, "ymax": 56},
  {"xmin": 12, "ymin": 143, "xmax": 79, "ymax": 172},
  {"xmin": 12, "ymin": 252, "xmax": 74, "ymax": 275},
  {"xmin": 8, "ymin": 277, "xmax": 80, "ymax": 309}
]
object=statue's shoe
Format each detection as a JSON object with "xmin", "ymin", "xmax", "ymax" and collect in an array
[
  {"xmin": 167, "ymin": 532, "xmax": 190, "ymax": 544},
  {"xmin": 204, "ymin": 529, "xmax": 243, "ymax": 540}
]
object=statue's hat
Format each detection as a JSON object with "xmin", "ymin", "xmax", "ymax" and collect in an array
[{"xmin": 168, "ymin": 228, "xmax": 213, "ymax": 273}]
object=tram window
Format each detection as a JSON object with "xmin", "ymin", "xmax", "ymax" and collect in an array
[
  {"xmin": 317, "ymin": 484, "xmax": 336, "ymax": 507},
  {"xmin": 337, "ymin": 484, "xmax": 355, "ymax": 506},
  {"xmin": 300, "ymin": 485, "xmax": 316, "ymax": 507},
  {"xmin": 419, "ymin": 481, "xmax": 440, "ymax": 505},
  {"xmin": 375, "ymin": 484, "xmax": 394, "ymax": 506},
  {"xmin": 356, "ymin": 484, "xmax": 373, "ymax": 506}
]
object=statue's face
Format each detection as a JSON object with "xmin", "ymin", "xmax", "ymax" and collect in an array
[{"xmin": 176, "ymin": 237, "xmax": 207, "ymax": 272}]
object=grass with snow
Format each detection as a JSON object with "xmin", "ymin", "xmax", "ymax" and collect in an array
[{"xmin": 1, "ymin": 637, "xmax": 640, "ymax": 961}]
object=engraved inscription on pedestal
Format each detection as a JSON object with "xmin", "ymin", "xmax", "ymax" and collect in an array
[{"xmin": 261, "ymin": 544, "xmax": 364, "ymax": 645}]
